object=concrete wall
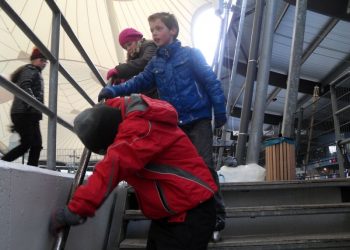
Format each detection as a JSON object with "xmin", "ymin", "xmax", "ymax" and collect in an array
[{"xmin": 0, "ymin": 160, "xmax": 116, "ymax": 250}]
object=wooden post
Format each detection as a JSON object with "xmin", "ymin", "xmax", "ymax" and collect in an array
[{"xmin": 264, "ymin": 137, "xmax": 296, "ymax": 181}]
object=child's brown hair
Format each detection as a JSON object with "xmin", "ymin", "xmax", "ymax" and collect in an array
[{"xmin": 148, "ymin": 12, "xmax": 179, "ymax": 39}]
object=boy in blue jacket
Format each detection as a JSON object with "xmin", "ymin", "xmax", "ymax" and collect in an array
[{"xmin": 98, "ymin": 12, "xmax": 227, "ymax": 238}]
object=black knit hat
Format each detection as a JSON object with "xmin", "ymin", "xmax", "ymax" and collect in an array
[
  {"xmin": 73, "ymin": 104, "xmax": 122, "ymax": 155},
  {"xmin": 30, "ymin": 47, "xmax": 47, "ymax": 61}
]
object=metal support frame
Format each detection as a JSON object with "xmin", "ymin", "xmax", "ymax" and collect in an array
[
  {"xmin": 216, "ymin": 0, "xmax": 247, "ymax": 169},
  {"xmin": 255, "ymin": 2, "xmax": 290, "ymax": 126},
  {"xmin": 246, "ymin": 0, "xmax": 277, "ymax": 164},
  {"xmin": 45, "ymin": 0, "xmax": 106, "ymax": 87},
  {"xmin": 329, "ymin": 71, "xmax": 350, "ymax": 178},
  {"xmin": 281, "ymin": 0, "xmax": 308, "ymax": 137},
  {"xmin": 52, "ymin": 148, "xmax": 92, "ymax": 250},
  {"xmin": 215, "ymin": 0, "xmax": 232, "ymax": 78},
  {"xmin": 213, "ymin": 0, "xmax": 232, "ymax": 168},
  {"xmin": 304, "ymin": 87, "xmax": 320, "ymax": 166},
  {"xmin": 330, "ymin": 84, "xmax": 346, "ymax": 177},
  {"xmin": 47, "ymin": 10, "xmax": 61, "ymax": 170},
  {"xmin": 0, "ymin": 0, "xmax": 104, "ymax": 168},
  {"xmin": 0, "ymin": 0, "xmax": 102, "ymax": 103},
  {"xmin": 58, "ymin": 65, "xmax": 95, "ymax": 106},
  {"xmin": 235, "ymin": 0, "xmax": 264, "ymax": 165},
  {"xmin": 0, "ymin": 0, "xmax": 55, "ymax": 62},
  {"xmin": 0, "ymin": 76, "xmax": 72, "ymax": 131},
  {"xmin": 295, "ymin": 107, "xmax": 303, "ymax": 160}
]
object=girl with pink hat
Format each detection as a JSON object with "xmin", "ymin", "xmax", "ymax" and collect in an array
[{"xmin": 107, "ymin": 28, "xmax": 158, "ymax": 98}]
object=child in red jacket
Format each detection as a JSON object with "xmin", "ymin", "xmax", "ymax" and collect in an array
[{"xmin": 49, "ymin": 94, "xmax": 217, "ymax": 249}]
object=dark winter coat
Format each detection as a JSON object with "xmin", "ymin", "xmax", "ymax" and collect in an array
[
  {"xmin": 114, "ymin": 39, "xmax": 158, "ymax": 99},
  {"xmin": 108, "ymin": 40, "xmax": 226, "ymax": 125},
  {"xmin": 68, "ymin": 94, "xmax": 217, "ymax": 221},
  {"xmin": 115, "ymin": 38, "xmax": 157, "ymax": 79},
  {"xmin": 10, "ymin": 64, "xmax": 44, "ymax": 120}
]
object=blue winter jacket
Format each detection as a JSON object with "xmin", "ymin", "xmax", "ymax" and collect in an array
[{"xmin": 108, "ymin": 40, "xmax": 226, "ymax": 125}]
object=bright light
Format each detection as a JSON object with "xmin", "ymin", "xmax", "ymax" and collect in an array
[
  {"xmin": 329, "ymin": 145, "xmax": 336, "ymax": 154},
  {"xmin": 192, "ymin": 8, "xmax": 222, "ymax": 65}
]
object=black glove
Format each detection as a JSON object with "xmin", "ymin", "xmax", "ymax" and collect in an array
[
  {"xmin": 98, "ymin": 86, "xmax": 116, "ymax": 102},
  {"xmin": 49, "ymin": 206, "xmax": 86, "ymax": 236},
  {"xmin": 214, "ymin": 113, "xmax": 227, "ymax": 128}
]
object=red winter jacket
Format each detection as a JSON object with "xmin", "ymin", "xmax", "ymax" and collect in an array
[{"xmin": 68, "ymin": 94, "xmax": 217, "ymax": 221}]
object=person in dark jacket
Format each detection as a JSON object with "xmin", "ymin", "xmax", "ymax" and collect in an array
[
  {"xmin": 49, "ymin": 94, "xmax": 217, "ymax": 250},
  {"xmin": 106, "ymin": 28, "xmax": 158, "ymax": 98},
  {"xmin": 1, "ymin": 47, "xmax": 47, "ymax": 166},
  {"xmin": 98, "ymin": 12, "xmax": 227, "ymax": 237}
]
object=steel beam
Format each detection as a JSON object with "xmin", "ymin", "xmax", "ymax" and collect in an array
[
  {"xmin": 246, "ymin": 0, "xmax": 277, "ymax": 164},
  {"xmin": 281, "ymin": 0, "xmax": 308, "ymax": 138},
  {"xmin": 235, "ymin": 0, "xmax": 264, "ymax": 165}
]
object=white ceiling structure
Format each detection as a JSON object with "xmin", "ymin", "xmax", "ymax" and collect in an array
[{"xmin": 0, "ymin": 0, "xmax": 212, "ymax": 162}]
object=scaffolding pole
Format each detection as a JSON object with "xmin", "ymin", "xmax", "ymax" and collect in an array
[{"xmin": 246, "ymin": 0, "xmax": 277, "ymax": 164}]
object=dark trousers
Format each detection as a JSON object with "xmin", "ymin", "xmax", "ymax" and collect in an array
[
  {"xmin": 2, "ymin": 113, "xmax": 42, "ymax": 166},
  {"xmin": 180, "ymin": 119, "xmax": 226, "ymax": 221},
  {"xmin": 146, "ymin": 197, "xmax": 216, "ymax": 250}
]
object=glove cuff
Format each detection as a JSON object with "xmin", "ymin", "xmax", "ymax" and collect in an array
[{"xmin": 63, "ymin": 207, "xmax": 86, "ymax": 226}]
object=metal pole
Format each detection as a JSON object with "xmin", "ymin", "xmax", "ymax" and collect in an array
[
  {"xmin": 246, "ymin": 0, "xmax": 277, "ymax": 164},
  {"xmin": 0, "ymin": 0, "xmax": 56, "ymax": 62},
  {"xmin": 304, "ymin": 87, "xmax": 319, "ymax": 166},
  {"xmin": 225, "ymin": 0, "xmax": 247, "ymax": 114},
  {"xmin": 52, "ymin": 148, "xmax": 92, "ymax": 250},
  {"xmin": 295, "ymin": 107, "xmax": 303, "ymax": 161},
  {"xmin": 58, "ymin": 65, "xmax": 95, "ymax": 106},
  {"xmin": 235, "ymin": 0, "xmax": 264, "ymax": 165},
  {"xmin": 216, "ymin": 0, "xmax": 232, "ymax": 80},
  {"xmin": 330, "ymin": 85, "xmax": 346, "ymax": 178},
  {"xmin": 47, "ymin": 10, "xmax": 61, "ymax": 170},
  {"xmin": 281, "ymin": 0, "xmax": 308, "ymax": 137},
  {"xmin": 216, "ymin": 0, "xmax": 247, "ymax": 168}
]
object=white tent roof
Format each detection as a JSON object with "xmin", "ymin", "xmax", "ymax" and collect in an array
[{"xmin": 0, "ymin": 0, "xmax": 212, "ymax": 162}]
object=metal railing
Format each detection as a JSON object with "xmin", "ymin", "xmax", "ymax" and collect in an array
[
  {"xmin": 296, "ymin": 71, "xmax": 350, "ymax": 177},
  {"xmin": 0, "ymin": 0, "xmax": 105, "ymax": 170}
]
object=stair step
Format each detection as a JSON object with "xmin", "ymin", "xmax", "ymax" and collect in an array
[
  {"xmin": 226, "ymin": 203, "xmax": 350, "ymax": 217},
  {"xmin": 124, "ymin": 203, "xmax": 350, "ymax": 220},
  {"xmin": 119, "ymin": 232, "xmax": 350, "ymax": 249},
  {"xmin": 116, "ymin": 180, "xmax": 350, "ymax": 249},
  {"xmin": 125, "ymin": 179, "xmax": 350, "ymax": 194},
  {"xmin": 220, "ymin": 178, "xmax": 350, "ymax": 191}
]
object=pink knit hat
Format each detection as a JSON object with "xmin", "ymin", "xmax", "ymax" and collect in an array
[{"xmin": 118, "ymin": 28, "xmax": 143, "ymax": 48}]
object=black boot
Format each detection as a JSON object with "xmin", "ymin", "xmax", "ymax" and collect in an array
[{"xmin": 212, "ymin": 217, "xmax": 225, "ymax": 242}]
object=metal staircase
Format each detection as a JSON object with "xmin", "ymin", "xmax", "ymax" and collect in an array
[{"xmin": 105, "ymin": 178, "xmax": 350, "ymax": 250}]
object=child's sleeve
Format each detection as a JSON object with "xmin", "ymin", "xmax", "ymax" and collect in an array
[
  {"xmin": 110, "ymin": 62, "xmax": 156, "ymax": 97},
  {"xmin": 191, "ymin": 48, "xmax": 226, "ymax": 115}
]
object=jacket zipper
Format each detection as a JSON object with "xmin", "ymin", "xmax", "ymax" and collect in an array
[{"xmin": 155, "ymin": 181, "xmax": 176, "ymax": 215}]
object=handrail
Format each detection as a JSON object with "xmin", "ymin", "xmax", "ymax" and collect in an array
[
  {"xmin": 0, "ymin": 75, "xmax": 73, "ymax": 131},
  {"xmin": 52, "ymin": 148, "xmax": 92, "ymax": 250},
  {"xmin": 338, "ymin": 137, "xmax": 350, "ymax": 146},
  {"xmin": 0, "ymin": 2, "xmax": 111, "ymax": 249},
  {"xmin": 0, "ymin": 0, "xmax": 56, "ymax": 62},
  {"xmin": 45, "ymin": 0, "xmax": 106, "ymax": 87},
  {"xmin": 0, "ymin": 0, "xmax": 105, "ymax": 168},
  {"xmin": 58, "ymin": 65, "xmax": 95, "ymax": 106},
  {"xmin": 0, "ymin": 1, "xmax": 99, "ymax": 106},
  {"xmin": 329, "ymin": 70, "xmax": 350, "ymax": 87}
]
